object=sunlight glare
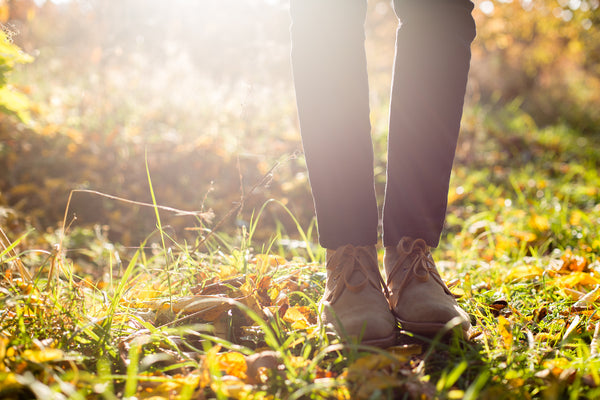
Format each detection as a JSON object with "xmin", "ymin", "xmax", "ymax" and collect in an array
[{"xmin": 480, "ymin": 1, "xmax": 495, "ymax": 15}]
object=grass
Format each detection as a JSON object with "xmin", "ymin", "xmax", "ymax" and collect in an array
[{"xmin": 2, "ymin": 103, "xmax": 600, "ymax": 400}]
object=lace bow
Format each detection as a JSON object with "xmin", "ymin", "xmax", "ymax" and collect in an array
[
  {"xmin": 324, "ymin": 244, "xmax": 388, "ymax": 304},
  {"xmin": 386, "ymin": 237, "xmax": 452, "ymax": 309}
]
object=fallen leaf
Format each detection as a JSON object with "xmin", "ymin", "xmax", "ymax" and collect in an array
[
  {"xmin": 554, "ymin": 272, "xmax": 600, "ymax": 289},
  {"xmin": 489, "ymin": 299, "xmax": 509, "ymax": 317},
  {"xmin": 166, "ymin": 295, "xmax": 232, "ymax": 321},
  {"xmin": 573, "ymin": 284, "xmax": 600, "ymax": 310},
  {"xmin": 542, "ymin": 357, "xmax": 571, "ymax": 377},
  {"xmin": 533, "ymin": 306, "xmax": 548, "ymax": 323},
  {"xmin": 346, "ymin": 352, "xmax": 409, "ymax": 380},
  {"xmin": 511, "ymin": 230, "xmax": 537, "ymax": 243},
  {"xmin": 212, "ymin": 375, "xmax": 252, "ymax": 400},
  {"xmin": 22, "ymin": 348, "xmax": 63, "ymax": 363},
  {"xmin": 561, "ymin": 287, "xmax": 586, "ymax": 301},
  {"xmin": 283, "ymin": 306, "xmax": 313, "ymax": 330},
  {"xmin": 505, "ymin": 264, "xmax": 543, "ymax": 282},
  {"xmin": 498, "ymin": 315, "xmax": 513, "ymax": 350},
  {"xmin": 388, "ymin": 344, "xmax": 422, "ymax": 358},
  {"xmin": 560, "ymin": 249, "xmax": 588, "ymax": 272},
  {"xmin": 216, "ymin": 351, "xmax": 247, "ymax": 380},
  {"xmin": 563, "ymin": 315, "xmax": 582, "ymax": 341},
  {"xmin": 253, "ymin": 254, "xmax": 286, "ymax": 273},
  {"xmin": 192, "ymin": 276, "xmax": 244, "ymax": 296},
  {"xmin": 530, "ymin": 214, "xmax": 550, "ymax": 232}
]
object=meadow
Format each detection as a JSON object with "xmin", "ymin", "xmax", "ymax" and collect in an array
[{"xmin": 2, "ymin": 0, "xmax": 600, "ymax": 398}]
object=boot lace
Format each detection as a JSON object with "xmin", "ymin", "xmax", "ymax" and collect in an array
[
  {"xmin": 386, "ymin": 237, "xmax": 452, "ymax": 310},
  {"xmin": 324, "ymin": 244, "xmax": 388, "ymax": 304}
]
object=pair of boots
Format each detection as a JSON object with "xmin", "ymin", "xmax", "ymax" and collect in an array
[{"xmin": 321, "ymin": 237, "xmax": 470, "ymax": 348}]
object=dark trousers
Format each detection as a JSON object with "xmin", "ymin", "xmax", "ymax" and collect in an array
[{"xmin": 290, "ymin": 0, "xmax": 476, "ymax": 249}]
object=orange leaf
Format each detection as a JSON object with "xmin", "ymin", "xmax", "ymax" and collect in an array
[
  {"xmin": 216, "ymin": 352, "xmax": 247, "ymax": 380},
  {"xmin": 560, "ymin": 250, "xmax": 588, "ymax": 272}
]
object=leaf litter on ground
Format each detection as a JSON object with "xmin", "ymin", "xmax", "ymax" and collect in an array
[{"xmin": 3, "ymin": 109, "xmax": 600, "ymax": 398}]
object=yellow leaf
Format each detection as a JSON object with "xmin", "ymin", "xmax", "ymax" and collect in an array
[
  {"xmin": 283, "ymin": 306, "xmax": 312, "ymax": 330},
  {"xmin": 570, "ymin": 210, "xmax": 586, "ymax": 226},
  {"xmin": 211, "ymin": 376, "xmax": 251, "ymax": 400},
  {"xmin": 253, "ymin": 254, "xmax": 286, "ymax": 273},
  {"xmin": 511, "ymin": 230, "xmax": 537, "ymax": 243},
  {"xmin": 535, "ymin": 332, "xmax": 560, "ymax": 344},
  {"xmin": 495, "ymin": 235, "xmax": 518, "ymax": 254},
  {"xmin": 347, "ymin": 353, "xmax": 408, "ymax": 380},
  {"xmin": 22, "ymin": 348, "xmax": 63, "ymax": 363},
  {"xmin": 288, "ymin": 356, "xmax": 310, "ymax": 369},
  {"xmin": 505, "ymin": 264, "xmax": 543, "ymax": 281},
  {"xmin": 498, "ymin": 315, "xmax": 513, "ymax": 350},
  {"xmin": 530, "ymin": 214, "xmax": 550, "ymax": 232},
  {"xmin": 543, "ymin": 357, "xmax": 571, "ymax": 377},
  {"xmin": 219, "ymin": 264, "xmax": 238, "ymax": 279},
  {"xmin": 554, "ymin": 272, "xmax": 600, "ymax": 289}
]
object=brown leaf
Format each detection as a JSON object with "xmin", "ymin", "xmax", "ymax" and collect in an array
[
  {"xmin": 533, "ymin": 306, "xmax": 548, "ymax": 323},
  {"xmin": 489, "ymin": 299, "xmax": 509, "ymax": 317},
  {"xmin": 192, "ymin": 276, "xmax": 245, "ymax": 296}
]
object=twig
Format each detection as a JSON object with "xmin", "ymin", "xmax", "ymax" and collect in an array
[
  {"xmin": 65, "ymin": 189, "xmax": 215, "ymax": 218},
  {"xmin": 191, "ymin": 152, "xmax": 298, "ymax": 253}
]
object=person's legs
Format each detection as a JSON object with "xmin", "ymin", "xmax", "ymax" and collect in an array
[
  {"xmin": 290, "ymin": 0, "xmax": 396, "ymax": 347},
  {"xmin": 290, "ymin": 0, "xmax": 378, "ymax": 249},
  {"xmin": 383, "ymin": 0, "xmax": 476, "ymax": 248},
  {"xmin": 383, "ymin": 0, "xmax": 476, "ymax": 337}
]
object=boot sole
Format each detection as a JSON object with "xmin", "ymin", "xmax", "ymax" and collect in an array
[{"xmin": 361, "ymin": 330, "xmax": 398, "ymax": 348}]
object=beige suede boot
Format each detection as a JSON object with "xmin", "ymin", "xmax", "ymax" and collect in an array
[
  {"xmin": 384, "ymin": 237, "xmax": 471, "ymax": 337},
  {"xmin": 321, "ymin": 244, "xmax": 397, "ymax": 348}
]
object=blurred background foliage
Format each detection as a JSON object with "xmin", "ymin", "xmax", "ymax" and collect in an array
[{"xmin": 0, "ymin": 0, "xmax": 598, "ymax": 247}]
